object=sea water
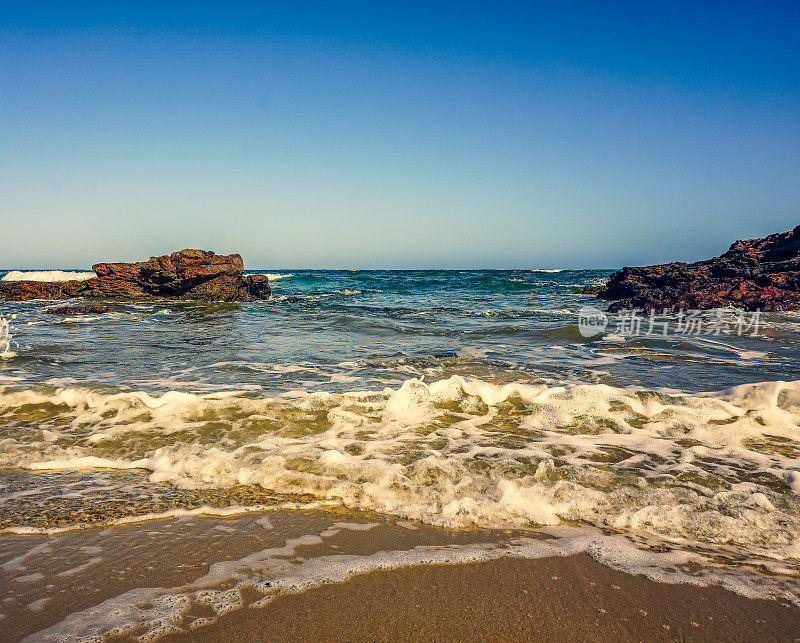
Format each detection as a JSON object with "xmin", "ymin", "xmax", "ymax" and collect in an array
[{"xmin": 2, "ymin": 268, "xmax": 800, "ymax": 636}]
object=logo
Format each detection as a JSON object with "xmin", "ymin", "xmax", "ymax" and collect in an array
[{"xmin": 578, "ymin": 306, "xmax": 608, "ymax": 337}]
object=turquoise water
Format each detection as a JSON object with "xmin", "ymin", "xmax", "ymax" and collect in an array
[{"xmin": 2, "ymin": 268, "xmax": 799, "ymax": 394}]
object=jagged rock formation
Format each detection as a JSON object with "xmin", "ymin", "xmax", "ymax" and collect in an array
[
  {"xmin": 0, "ymin": 250, "xmax": 271, "ymax": 302},
  {"xmin": 596, "ymin": 226, "xmax": 800, "ymax": 312}
]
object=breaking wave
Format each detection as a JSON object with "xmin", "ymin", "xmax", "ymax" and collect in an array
[
  {"xmin": 1, "ymin": 270, "xmax": 94, "ymax": 282},
  {"xmin": 2, "ymin": 376, "xmax": 800, "ymax": 562},
  {"xmin": 243, "ymin": 272, "xmax": 294, "ymax": 281}
]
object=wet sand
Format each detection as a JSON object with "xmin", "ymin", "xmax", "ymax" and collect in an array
[
  {"xmin": 0, "ymin": 509, "xmax": 520, "ymax": 641},
  {"xmin": 3, "ymin": 508, "xmax": 800, "ymax": 642},
  {"xmin": 164, "ymin": 553, "xmax": 800, "ymax": 643}
]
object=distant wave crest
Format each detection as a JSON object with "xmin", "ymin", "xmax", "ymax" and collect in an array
[
  {"xmin": 244, "ymin": 272, "xmax": 294, "ymax": 281},
  {"xmin": 1, "ymin": 270, "xmax": 94, "ymax": 282}
]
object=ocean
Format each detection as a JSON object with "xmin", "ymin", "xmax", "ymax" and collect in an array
[{"xmin": 2, "ymin": 267, "xmax": 800, "ymax": 638}]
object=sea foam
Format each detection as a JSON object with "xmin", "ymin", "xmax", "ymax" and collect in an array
[
  {"xmin": 0, "ymin": 316, "xmax": 15, "ymax": 359},
  {"xmin": 3, "ymin": 376, "xmax": 800, "ymax": 562},
  {"xmin": 1, "ymin": 270, "xmax": 94, "ymax": 282},
  {"xmin": 243, "ymin": 272, "xmax": 294, "ymax": 281}
]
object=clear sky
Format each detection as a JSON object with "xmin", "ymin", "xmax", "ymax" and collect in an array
[{"xmin": 1, "ymin": 1, "xmax": 798, "ymax": 269}]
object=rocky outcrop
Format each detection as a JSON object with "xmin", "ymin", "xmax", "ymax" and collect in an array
[
  {"xmin": 596, "ymin": 225, "xmax": 800, "ymax": 312},
  {"xmin": 0, "ymin": 250, "xmax": 271, "ymax": 302}
]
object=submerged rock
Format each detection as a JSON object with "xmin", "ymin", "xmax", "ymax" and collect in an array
[
  {"xmin": 0, "ymin": 250, "xmax": 271, "ymax": 302},
  {"xmin": 46, "ymin": 305, "xmax": 111, "ymax": 315},
  {"xmin": 596, "ymin": 225, "xmax": 800, "ymax": 312}
]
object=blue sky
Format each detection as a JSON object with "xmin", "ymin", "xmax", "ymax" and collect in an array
[{"xmin": 1, "ymin": 1, "xmax": 798, "ymax": 268}]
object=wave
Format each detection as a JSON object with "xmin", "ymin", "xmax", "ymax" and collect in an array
[
  {"xmin": 272, "ymin": 290, "xmax": 362, "ymax": 302},
  {"xmin": 2, "ymin": 376, "xmax": 800, "ymax": 562},
  {"xmin": 0, "ymin": 316, "xmax": 15, "ymax": 359},
  {"xmin": 2, "ymin": 500, "xmax": 336, "ymax": 535},
  {"xmin": 1, "ymin": 270, "xmax": 94, "ymax": 282},
  {"xmin": 244, "ymin": 272, "xmax": 294, "ymax": 281}
]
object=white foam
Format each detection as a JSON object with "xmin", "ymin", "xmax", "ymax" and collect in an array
[
  {"xmin": 3, "ymin": 376, "xmax": 800, "ymax": 560},
  {"xmin": 243, "ymin": 273, "xmax": 293, "ymax": 281},
  {"xmin": 27, "ymin": 598, "xmax": 51, "ymax": 612},
  {"xmin": 57, "ymin": 557, "xmax": 104, "ymax": 577},
  {"xmin": 1, "ymin": 270, "xmax": 94, "ymax": 282},
  {"xmin": 27, "ymin": 456, "xmax": 150, "ymax": 471},
  {"xmin": 1, "ymin": 542, "xmax": 53, "ymax": 571},
  {"xmin": 0, "ymin": 316, "xmax": 15, "ymax": 359},
  {"xmin": 1, "ymin": 502, "xmax": 336, "ymax": 535},
  {"xmin": 15, "ymin": 573, "xmax": 44, "ymax": 583}
]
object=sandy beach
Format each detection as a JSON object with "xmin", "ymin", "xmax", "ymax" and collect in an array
[
  {"xmin": 2, "ymin": 508, "xmax": 799, "ymax": 642},
  {"xmin": 162, "ymin": 554, "xmax": 800, "ymax": 643},
  {"xmin": 0, "ymin": 508, "xmax": 522, "ymax": 640}
]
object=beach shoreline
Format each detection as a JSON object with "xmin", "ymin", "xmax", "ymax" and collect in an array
[
  {"xmin": 3, "ymin": 507, "xmax": 799, "ymax": 642},
  {"xmin": 160, "ymin": 553, "xmax": 800, "ymax": 643},
  {"xmin": 4, "ymin": 270, "xmax": 800, "ymax": 642}
]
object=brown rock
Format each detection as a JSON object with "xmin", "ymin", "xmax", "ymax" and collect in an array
[
  {"xmin": 596, "ymin": 225, "xmax": 800, "ymax": 311},
  {"xmin": 0, "ymin": 250, "xmax": 271, "ymax": 302}
]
